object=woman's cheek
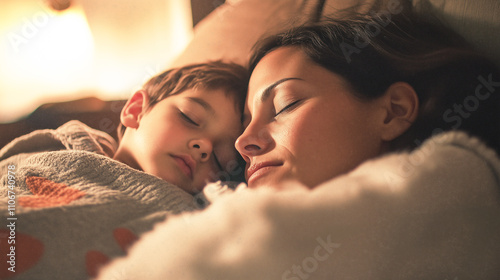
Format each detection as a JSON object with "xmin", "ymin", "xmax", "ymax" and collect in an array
[{"xmin": 288, "ymin": 109, "xmax": 321, "ymax": 145}]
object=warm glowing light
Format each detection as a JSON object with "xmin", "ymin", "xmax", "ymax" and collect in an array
[
  {"xmin": 0, "ymin": 2, "xmax": 94, "ymax": 122},
  {"xmin": 5, "ymin": 5, "xmax": 94, "ymax": 85},
  {"xmin": 0, "ymin": 0, "xmax": 194, "ymax": 123},
  {"xmin": 91, "ymin": 0, "xmax": 194, "ymax": 99}
]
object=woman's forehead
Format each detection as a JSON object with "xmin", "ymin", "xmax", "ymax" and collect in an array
[{"xmin": 248, "ymin": 47, "xmax": 313, "ymax": 96}]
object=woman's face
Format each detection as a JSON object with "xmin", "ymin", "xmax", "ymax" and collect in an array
[{"xmin": 235, "ymin": 47, "xmax": 386, "ymax": 188}]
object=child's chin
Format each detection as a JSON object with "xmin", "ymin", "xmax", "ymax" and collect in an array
[{"xmin": 178, "ymin": 183, "xmax": 201, "ymax": 195}]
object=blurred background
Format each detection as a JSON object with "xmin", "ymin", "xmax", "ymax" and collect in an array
[{"xmin": 0, "ymin": 0, "xmax": 221, "ymax": 124}]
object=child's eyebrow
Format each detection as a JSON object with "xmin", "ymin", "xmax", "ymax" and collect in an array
[{"xmin": 187, "ymin": 97, "xmax": 215, "ymax": 115}]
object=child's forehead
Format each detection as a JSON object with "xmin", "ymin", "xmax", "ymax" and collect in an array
[
  {"xmin": 176, "ymin": 87, "xmax": 240, "ymax": 106},
  {"xmin": 182, "ymin": 87, "xmax": 243, "ymax": 105}
]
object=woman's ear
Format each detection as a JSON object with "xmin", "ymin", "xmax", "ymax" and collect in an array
[
  {"xmin": 120, "ymin": 90, "xmax": 148, "ymax": 129},
  {"xmin": 380, "ymin": 82, "xmax": 419, "ymax": 141}
]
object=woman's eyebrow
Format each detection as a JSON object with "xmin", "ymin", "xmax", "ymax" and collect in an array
[
  {"xmin": 260, "ymin": 77, "xmax": 303, "ymax": 102},
  {"xmin": 187, "ymin": 97, "xmax": 215, "ymax": 115}
]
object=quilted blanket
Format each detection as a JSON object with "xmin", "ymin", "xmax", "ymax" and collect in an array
[{"xmin": 0, "ymin": 121, "xmax": 198, "ymax": 279}]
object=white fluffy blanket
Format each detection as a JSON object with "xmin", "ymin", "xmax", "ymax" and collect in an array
[{"xmin": 98, "ymin": 131, "xmax": 500, "ymax": 279}]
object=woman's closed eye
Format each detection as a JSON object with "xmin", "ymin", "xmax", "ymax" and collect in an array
[{"xmin": 275, "ymin": 99, "xmax": 301, "ymax": 117}]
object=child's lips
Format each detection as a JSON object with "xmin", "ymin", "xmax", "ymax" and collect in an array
[{"xmin": 172, "ymin": 154, "xmax": 196, "ymax": 180}]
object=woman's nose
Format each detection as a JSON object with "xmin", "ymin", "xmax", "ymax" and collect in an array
[
  {"xmin": 235, "ymin": 122, "xmax": 273, "ymax": 160},
  {"xmin": 189, "ymin": 138, "xmax": 213, "ymax": 162}
]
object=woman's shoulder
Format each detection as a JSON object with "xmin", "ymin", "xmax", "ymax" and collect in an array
[
  {"xmin": 423, "ymin": 130, "xmax": 500, "ymax": 172},
  {"xmin": 317, "ymin": 130, "xmax": 500, "ymax": 210},
  {"xmin": 387, "ymin": 130, "xmax": 500, "ymax": 187}
]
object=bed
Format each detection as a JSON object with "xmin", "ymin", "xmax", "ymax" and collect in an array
[{"xmin": 1, "ymin": 0, "xmax": 500, "ymax": 279}]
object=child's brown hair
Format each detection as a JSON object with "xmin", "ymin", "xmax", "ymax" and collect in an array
[{"xmin": 117, "ymin": 61, "xmax": 249, "ymax": 140}]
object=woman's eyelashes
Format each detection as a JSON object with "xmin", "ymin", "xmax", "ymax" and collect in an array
[{"xmin": 275, "ymin": 99, "xmax": 301, "ymax": 117}]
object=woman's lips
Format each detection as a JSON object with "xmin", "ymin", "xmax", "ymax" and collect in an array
[
  {"xmin": 172, "ymin": 154, "xmax": 196, "ymax": 179},
  {"xmin": 246, "ymin": 161, "xmax": 282, "ymax": 184}
]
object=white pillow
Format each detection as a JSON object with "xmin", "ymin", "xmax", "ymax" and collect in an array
[
  {"xmin": 169, "ymin": 0, "xmax": 319, "ymax": 67},
  {"xmin": 322, "ymin": 0, "xmax": 406, "ymax": 15},
  {"xmin": 169, "ymin": 0, "xmax": 388, "ymax": 68}
]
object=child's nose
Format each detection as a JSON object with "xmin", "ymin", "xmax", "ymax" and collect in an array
[{"xmin": 189, "ymin": 139, "xmax": 213, "ymax": 162}]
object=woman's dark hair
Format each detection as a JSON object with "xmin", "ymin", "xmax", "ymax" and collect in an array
[{"xmin": 249, "ymin": 13, "xmax": 500, "ymax": 153}]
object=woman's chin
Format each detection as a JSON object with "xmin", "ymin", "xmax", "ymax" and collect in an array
[{"xmin": 247, "ymin": 172, "xmax": 299, "ymax": 190}]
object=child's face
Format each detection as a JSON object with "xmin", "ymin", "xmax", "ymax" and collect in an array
[{"xmin": 116, "ymin": 88, "xmax": 243, "ymax": 194}]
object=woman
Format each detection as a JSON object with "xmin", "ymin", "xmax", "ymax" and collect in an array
[
  {"xmin": 98, "ymin": 14, "xmax": 500, "ymax": 279},
  {"xmin": 236, "ymin": 14, "xmax": 500, "ymax": 189}
]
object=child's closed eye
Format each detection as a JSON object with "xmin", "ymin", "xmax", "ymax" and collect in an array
[{"xmin": 179, "ymin": 110, "xmax": 200, "ymax": 127}]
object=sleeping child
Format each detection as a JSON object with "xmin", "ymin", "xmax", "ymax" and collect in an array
[
  {"xmin": 0, "ymin": 61, "xmax": 248, "ymax": 279},
  {"xmin": 113, "ymin": 60, "xmax": 248, "ymax": 194},
  {"xmin": 1, "ymin": 60, "xmax": 248, "ymax": 193}
]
